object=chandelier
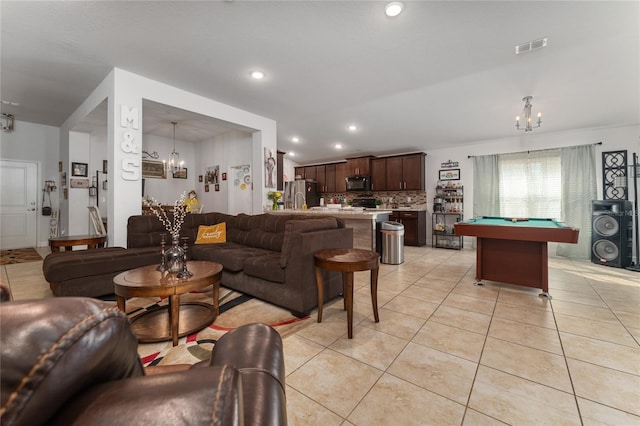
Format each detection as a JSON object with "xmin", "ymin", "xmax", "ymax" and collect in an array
[
  {"xmin": 515, "ymin": 96, "xmax": 542, "ymax": 132},
  {"xmin": 164, "ymin": 121, "xmax": 184, "ymax": 172}
]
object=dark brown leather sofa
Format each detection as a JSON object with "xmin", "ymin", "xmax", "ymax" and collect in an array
[
  {"xmin": 44, "ymin": 212, "xmax": 353, "ymax": 316},
  {"xmin": 0, "ymin": 296, "xmax": 286, "ymax": 425}
]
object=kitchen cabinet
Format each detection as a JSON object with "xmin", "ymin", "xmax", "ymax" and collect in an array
[
  {"xmin": 304, "ymin": 166, "xmax": 316, "ymax": 181},
  {"xmin": 389, "ymin": 210, "xmax": 426, "ymax": 246},
  {"xmin": 324, "ymin": 164, "xmax": 336, "ymax": 193},
  {"xmin": 345, "ymin": 156, "xmax": 373, "ymax": 176},
  {"xmin": 385, "ymin": 153, "xmax": 425, "ymax": 191},
  {"xmin": 432, "ymin": 185, "xmax": 463, "ymax": 249},
  {"xmin": 335, "ymin": 162, "xmax": 348, "ymax": 192},
  {"xmin": 294, "ymin": 166, "xmax": 305, "ymax": 179},
  {"xmin": 277, "ymin": 151, "xmax": 284, "ymax": 191},
  {"xmin": 370, "ymin": 158, "xmax": 387, "ymax": 191}
]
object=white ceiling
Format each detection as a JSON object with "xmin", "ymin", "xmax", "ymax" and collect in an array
[{"xmin": 1, "ymin": 1, "xmax": 638, "ymax": 164}]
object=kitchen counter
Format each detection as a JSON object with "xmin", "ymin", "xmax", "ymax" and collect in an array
[{"xmin": 267, "ymin": 208, "xmax": 391, "ymax": 251}]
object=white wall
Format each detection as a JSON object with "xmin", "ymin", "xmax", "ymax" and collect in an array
[{"xmin": 0, "ymin": 120, "xmax": 60, "ymax": 246}]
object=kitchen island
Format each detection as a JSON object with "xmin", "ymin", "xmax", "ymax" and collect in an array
[{"xmin": 267, "ymin": 208, "xmax": 392, "ymax": 251}]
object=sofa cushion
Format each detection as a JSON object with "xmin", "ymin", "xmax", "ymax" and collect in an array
[
  {"xmin": 280, "ymin": 217, "xmax": 340, "ymax": 267},
  {"xmin": 43, "ymin": 247, "xmax": 160, "ymax": 282},
  {"xmin": 242, "ymin": 253, "xmax": 285, "ymax": 283},
  {"xmin": 190, "ymin": 243, "xmax": 275, "ymax": 272}
]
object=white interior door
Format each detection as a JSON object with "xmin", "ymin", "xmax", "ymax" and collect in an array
[{"xmin": 0, "ymin": 160, "xmax": 38, "ymax": 249}]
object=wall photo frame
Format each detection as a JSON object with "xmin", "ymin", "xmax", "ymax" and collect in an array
[
  {"xmin": 142, "ymin": 160, "xmax": 167, "ymax": 179},
  {"xmin": 439, "ymin": 169, "xmax": 460, "ymax": 181},
  {"xmin": 172, "ymin": 168, "xmax": 188, "ymax": 179},
  {"xmin": 71, "ymin": 162, "xmax": 88, "ymax": 177}
]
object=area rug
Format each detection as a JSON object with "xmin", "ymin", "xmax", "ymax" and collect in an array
[
  {"xmin": 0, "ymin": 248, "xmax": 43, "ymax": 265},
  {"xmin": 132, "ymin": 287, "xmax": 313, "ymax": 367}
]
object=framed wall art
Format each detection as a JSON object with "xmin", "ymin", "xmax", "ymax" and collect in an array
[
  {"xmin": 173, "ymin": 168, "xmax": 187, "ymax": 179},
  {"xmin": 71, "ymin": 162, "xmax": 88, "ymax": 177},
  {"xmin": 439, "ymin": 169, "xmax": 460, "ymax": 181},
  {"xmin": 142, "ymin": 160, "xmax": 166, "ymax": 179}
]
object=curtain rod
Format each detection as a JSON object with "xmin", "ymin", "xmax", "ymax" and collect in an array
[{"xmin": 467, "ymin": 141, "xmax": 603, "ymax": 158}]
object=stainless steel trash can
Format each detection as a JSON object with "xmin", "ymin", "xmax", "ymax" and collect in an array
[{"xmin": 381, "ymin": 221, "xmax": 404, "ymax": 264}]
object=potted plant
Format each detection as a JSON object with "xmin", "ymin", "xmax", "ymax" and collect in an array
[{"xmin": 375, "ymin": 199, "xmax": 382, "ymax": 209}]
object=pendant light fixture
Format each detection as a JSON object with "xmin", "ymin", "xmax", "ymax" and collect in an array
[
  {"xmin": 515, "ymin": 96, "xmax": 542, "ymax": 132},
  {"xmin": 164, "ymin": 121, "xmax": 184, "ymax": 172}
]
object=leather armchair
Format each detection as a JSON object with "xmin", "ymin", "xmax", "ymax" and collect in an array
[{"xmin": 0, "ymin": 295, "xmax": 286, "ymax": 425}]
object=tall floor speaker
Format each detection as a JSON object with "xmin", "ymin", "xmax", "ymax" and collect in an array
[{"xmin": 591, "ymin": 200, "xmax": 633, "ymax": 268}]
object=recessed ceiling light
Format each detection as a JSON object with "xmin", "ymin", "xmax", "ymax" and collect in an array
[
  {"xmin": 288, "ymin": 152, "xmax": 295, "ymax": 157},
  {"xmin": 292, "ymin": 137, "xmax": 299, "ymax": 143},
  {"xmin": 1, "ymin": 99, "xmax": 20, "ymax": 106},
  {"xmin": 335, "ymin": 143, "xmax": 343, "ymax": 150},
  {"xmin": 348, "ymin": 124, "xmax": 357, "ymax": 132},
  {"xmin": 385, "ymin": 2, "xmax": 403, "ymax": 17},
  {"xmin": 250, "ymin": 70, "xmax": 265, "ymax": 80}
]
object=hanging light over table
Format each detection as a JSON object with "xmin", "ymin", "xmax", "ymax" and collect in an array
[
  {"xmin": 515, "ymin": 96, "xmax": 542, "ymax": 132},
  {"xmin": 164, "ymin": 121, "xmax": 184, "ymax": 172}
]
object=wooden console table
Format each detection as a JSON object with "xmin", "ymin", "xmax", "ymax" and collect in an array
[{"xmin": 49, "ymin": 234, "xmax": 107, "ymax": 253}]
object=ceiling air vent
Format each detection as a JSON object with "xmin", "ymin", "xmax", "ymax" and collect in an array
[{"xmin": 515, "ymin": 37, "xmax": 548, "ymax": 55}]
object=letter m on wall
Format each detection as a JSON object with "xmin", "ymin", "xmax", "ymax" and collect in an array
[{"xmin": 120, "ymin": 106, "xmax": 139, "ymax": 129}]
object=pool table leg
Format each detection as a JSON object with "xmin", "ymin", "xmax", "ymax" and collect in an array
[{"xmin": 539, "ymin": 291, "xmax": 552, "ymax": 299}]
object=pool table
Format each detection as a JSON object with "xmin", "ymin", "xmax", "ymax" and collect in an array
[{"xmin": 454, "ymin": 217, "xmax": 579, "ymax": 297}]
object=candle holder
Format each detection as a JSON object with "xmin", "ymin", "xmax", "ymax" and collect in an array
[
  {"xmin": 156, "ymin": 234, "xmax": 168, "ymax": 271},
  {"xmin": 176, "ymin": 236, "xmax": 193, "ymax": 278}
]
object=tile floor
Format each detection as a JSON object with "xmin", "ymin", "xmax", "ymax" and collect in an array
[{"xmin": 2, "ymin": 245, "xmax": 639, "ymax": 425}]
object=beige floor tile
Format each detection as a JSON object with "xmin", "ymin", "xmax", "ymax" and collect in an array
[
  {"xmin": 362, "ymin": 307, "xmax": 426, "ymax": 341},
  {"xmin": 400, "ymin": 284, "xmax": 450, "ymax": 304},
  {"xmin": 546, "ymin": 288, "xmax": 607, "ymax": 308},
  {"xmin": 286, "ymin": 349, "xmax": 382, "ymax": 418},
  {"xmin": 567, "ymin": 358, "xmax": 640, "ymax": 416},
  {"xmin": 375, "ymin": 275, "xmax": 414, "ymax": 293},
  {"xmin": 295, "ymin": 308, "xmax": 351, "ymax": 347},
  {"xmin": 481, "ymin": 337, "xmax": 573, "ymax": 393},
  {"xmin": 431, "ymin": 305, "xmax": 492, "ymax": 335},
  {"xmin": 496, "ymin": 287, "xmax": 552, "ymax": 311},
  {"xmin": 286, "ymin": 386, "xmax": 344, "ymax": 426},
  {"xmin": 493, "ymin": 302, "xmax": 556, "ymax": 329},
  {"xmin": 615, "ymin": 310, "xmax": 640, "ymax": 330},
  {"xmin": 283, "ymin": 334, "xmax": 325, "ymax": 375},
  {"xmin": 330, "ymin": 326, "xmax": 408, "ymax": 370},
  {"xmin": 549, "ymin": 279, "xmax": 598, "ymax": 295},
  {"xmin": 605, "ymin": 298, "xmax": 640, "ymax": 315},
  {"xmin": 348, "ymin": 373, "xmax": 465, "ymax": 426},
  {"xmin": 468, "ymin": 365, "xmax": 580, "ymax": 425},
  {"xmin": 560, "ymin": 332, "xmax": 640, "ymax": 375},
  {"xmin": 382, "ymin": 295, "xmax": 439, "ymax": 319},
  {"xmin": 462, "ymin": 408, "xmax": 508, "ymax": 425},
  {"xmin": 628, "ymin": 326, "xmax": 640, "ymax": 343},
  {"xmin": 451, "ymin": 281, "xmax": 500, "ymax": 301},
  {"xmin": 443, "ymin": 293, "xmax": 496, "ymax": 316},
  {"xmin": 388, "ymin": 342, "xmax": 477, "ymax": 405},
  {"xmin": 577, "ymin": 396, "xmax": 640, "ymax": 426},
  {"xmin": 413, "ymin": 276, "xmax": 458, "ymax": 291},
  {"xmin": 551, "ymin": 299, "xmax": 620, "ymax": 324},
  {"xmin": 555, "ymin": 313, "xmax": 638, "ymax": 348},
  {"xmin": 488, "ymin": 317, "xmax": 563, "ymax": 354},
  {"xmin": 379, "ymin": 270, "xmax": 423, "ymax": 286},
  {"xmin": 413, "ymin": 320, "xmax": 486, "ymax": 362}
]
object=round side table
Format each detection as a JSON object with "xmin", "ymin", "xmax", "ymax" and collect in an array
[{"xmin": 314, "ymin": 248, "xmax": 380, "ymax": 339}]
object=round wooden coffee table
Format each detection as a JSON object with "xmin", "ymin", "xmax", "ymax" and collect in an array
[
  {"xmin": 113, "ymin": 261, "xmax": 223, "ymax": 346},
  {"xmin": 49, "ymin": 234, "xmax": 107, "ymax": 252},
  {"xmin": 314, "ymin": 248, "xmax": 380, "ymax": 339}
]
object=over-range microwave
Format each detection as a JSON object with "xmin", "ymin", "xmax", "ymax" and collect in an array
[{"xmin": 346, "ymin": 176, "xmax": 372, "ymax": 192}]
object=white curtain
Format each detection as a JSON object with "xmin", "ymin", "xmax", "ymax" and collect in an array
[
  {"xmin": 473, "ymin": 155, "xmax": 500, "ymax": 217},
  {"xmin": 557, "ymin": 145, "xmax": 596, "ymax": 258}
]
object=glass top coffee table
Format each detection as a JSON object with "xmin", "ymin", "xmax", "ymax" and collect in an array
[{"xmin": 113, "ymin": 261, "xmax": 223, "ymax": 346}]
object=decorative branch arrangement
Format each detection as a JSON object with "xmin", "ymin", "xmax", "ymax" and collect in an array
[{"xmin": 143, "ymin": 192, "xmax": 188, "ymax": 241}]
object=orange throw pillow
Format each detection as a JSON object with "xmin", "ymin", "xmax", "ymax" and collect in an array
[{"xmin": 195, "ymin": 223, "xmax": 226, "ymax": 244}]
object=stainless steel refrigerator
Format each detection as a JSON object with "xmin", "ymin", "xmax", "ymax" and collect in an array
[{"xmin": 283, "ymin": 179, "xmax": 320, "ymax": 209}]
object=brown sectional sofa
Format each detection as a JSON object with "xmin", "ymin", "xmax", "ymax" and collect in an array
[{"xmin": 44, "ymin": 212, "xmax": 353, "ymax": 316}]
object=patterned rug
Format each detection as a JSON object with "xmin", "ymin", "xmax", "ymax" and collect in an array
[
  {"xmin": 131, "ymin": 287, "xmax": 313, "ymax": 367},
  {"xmin": 0, "ymin": 248, "xmax": 43, "ymax": 265}
]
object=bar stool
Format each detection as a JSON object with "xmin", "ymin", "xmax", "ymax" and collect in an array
[{"xmin": 314, "ymin": 248, "xmax": 380, "ymax": 338}]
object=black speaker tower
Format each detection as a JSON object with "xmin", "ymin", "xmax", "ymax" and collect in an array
[{"xmin": 591, "ymin": 200, "xmax": 633, "ymax": 268}]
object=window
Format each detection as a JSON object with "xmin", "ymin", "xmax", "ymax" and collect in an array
[{"xmin": 498, "ymin": 149, "xmax": 561, "ymax": 218}]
